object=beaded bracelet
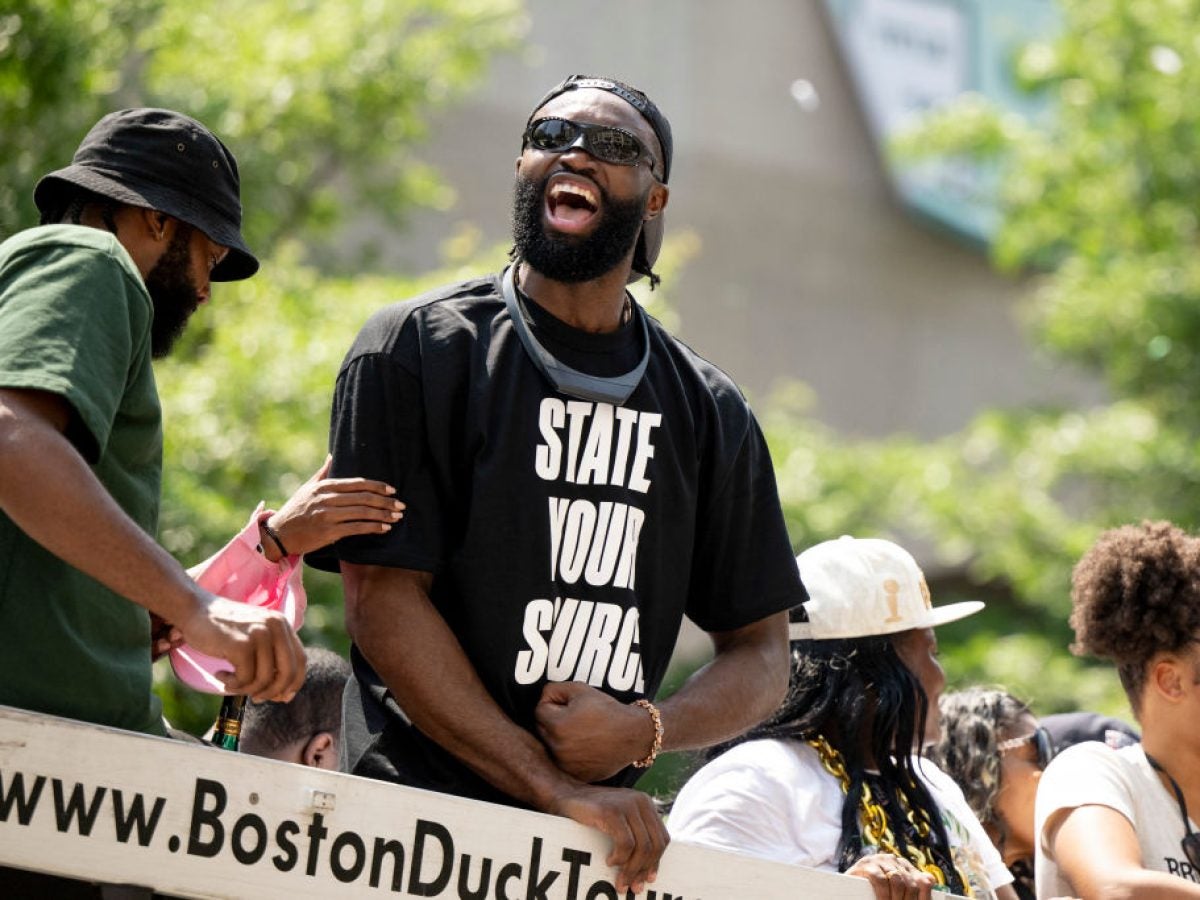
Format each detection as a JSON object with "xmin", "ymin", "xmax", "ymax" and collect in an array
[{"xmin": 632, "ymin": 699, "xmax": 664, "ymax": 769}]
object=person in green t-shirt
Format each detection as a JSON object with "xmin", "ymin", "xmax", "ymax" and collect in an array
[{"xmin": 0, "ymin": 109, "xmax": 313, "ymax": 735}]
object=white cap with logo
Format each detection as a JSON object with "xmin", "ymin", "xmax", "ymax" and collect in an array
[{"xmin": 789, "ymin": 536, "xmax": 983, "ymax": 641}]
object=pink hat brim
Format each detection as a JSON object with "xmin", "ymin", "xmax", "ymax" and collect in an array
[{"xmin": 169, "ymin": 527, "xmax": 306, "ymax": 694}]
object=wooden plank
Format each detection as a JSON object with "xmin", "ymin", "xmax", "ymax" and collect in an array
[{"xmin": 0, "ymin": 705, "xmax": 944, "ymax": 898}]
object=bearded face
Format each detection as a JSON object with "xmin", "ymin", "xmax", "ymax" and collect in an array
[
  {"xmin": 511, "ymin": 169, "xmax": 648, "ymax": 284},
  {"xmin": 144, "ymin": 225, "xmax": 203, "ymax": 358}
]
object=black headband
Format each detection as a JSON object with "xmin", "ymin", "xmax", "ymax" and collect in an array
[{"xmin": 525, "ymin": 75, "xmax": 673, "ymax": 184}]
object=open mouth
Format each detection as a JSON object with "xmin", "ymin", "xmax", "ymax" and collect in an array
[{"xmin": 545, "ymin": 175, "xmax": 600, "ymax": 233}]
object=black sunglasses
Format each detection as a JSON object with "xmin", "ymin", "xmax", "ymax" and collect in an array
[
  {"xmin": 523, "ymin": 117, "xmax": 660, "ymax": 176},
  {"xmin": 1146, "ymin": 752, "xmax": 1200, "ymax": 871},
  {"xmin": 997, "ymin": 726, "xmax": 1055, "ymax": 770}
]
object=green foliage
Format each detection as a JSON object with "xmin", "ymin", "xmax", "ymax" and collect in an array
[
  {"xmin": 0, "ymin": 0, "xmax": 525, "ymax": 257},
  {"xmin": 139, "ymin": 0, "xmax": 525, "ymax": 259},
  {"xmin": 766, "ymin": 0, "xmax": 1200, "ymax": 719},
  {"xmin": 762, "ymin": 389, "xmax": 1138, "ymax": 719},
  {"xmin": 0, "ymin": 0, "xmax": 157, "ymax": 237},
  {"xmin": 1, "ymin": 0, "xmax": 525, "ymax": 730}
]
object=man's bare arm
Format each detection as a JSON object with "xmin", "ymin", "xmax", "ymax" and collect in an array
[
  {"xmin": 658, "ymin": 610, "xmax": 790, "ymax": 749},
  {"xmin": 0, "ymin": 387, "xmax": 304, "ymax": 700},
  {"xmin": 536, "ymin": 611, "xmax": 790, "ymax": 781},
  {"xmin": 343, "ymin": 562, "xmax": 668, "ymax": 893}
]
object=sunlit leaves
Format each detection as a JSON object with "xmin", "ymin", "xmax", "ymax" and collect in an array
[
  {"xmin": 140, "ymin": 0, "xmax": 526, "ymax": 256},
  {"xmin": 765, "ymin": 0, "xmax": 1200, "ymax": 718},
  {"xmin": 3, "ymin": 0, "xmax": 527, "ymax": 730},
  {"xmin": 0, "ymin": 0, "xmax": 526, "ymax": 261}
]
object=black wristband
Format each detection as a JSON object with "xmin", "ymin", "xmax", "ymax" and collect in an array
[{"xmin": 260, "ymin": 519, "xmax": 290, "ymax": 558}]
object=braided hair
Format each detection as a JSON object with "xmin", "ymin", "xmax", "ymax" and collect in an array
[{"xmin": 709, "ymin": 628, "xmax": 967, "ymax": 895}]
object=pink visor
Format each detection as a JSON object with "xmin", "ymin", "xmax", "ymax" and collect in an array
[{"xmin": 170, "ymin": 505, "xmax": 306, "ymax": 694}]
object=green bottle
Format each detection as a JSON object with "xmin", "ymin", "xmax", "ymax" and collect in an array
[{"xmin": 210, "ymin": 695, "xmax": 248, "ymax": 750}]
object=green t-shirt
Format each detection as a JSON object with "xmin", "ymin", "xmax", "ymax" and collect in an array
[{"xmin": 0, "ymin": 224, "xmax": 165, "ymax": 735}]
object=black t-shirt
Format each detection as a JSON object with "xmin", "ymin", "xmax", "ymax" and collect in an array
[{"xmin": 311, "ymin": 271, "xmax": 804, "ymax": 805}]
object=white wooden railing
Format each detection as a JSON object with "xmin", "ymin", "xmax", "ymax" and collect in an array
[{"xmin": 0, "ymin": 705, "xmax": 959, "ymax": 898}]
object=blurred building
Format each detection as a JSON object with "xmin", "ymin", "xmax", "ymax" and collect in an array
[{"xmin": 383, "ymin": 0, "xmax": 1096, "ymax": 439}]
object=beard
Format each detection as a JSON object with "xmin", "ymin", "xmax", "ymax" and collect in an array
[
  {"xmin": 144, "ymin": 225, "xmax": 202, "ymax": 358},
  {"xmin": 511, "ymin": 171, "xmax": 647, "ymax": 283}
]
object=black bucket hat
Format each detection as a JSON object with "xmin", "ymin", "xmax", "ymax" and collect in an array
[
  {"xmin": 526, "ymin": 76, "xmax": 672, "ymax": 283},
  {"xmin": 34, "ymin": 108, "xmax": 258, "ymax": 282}
]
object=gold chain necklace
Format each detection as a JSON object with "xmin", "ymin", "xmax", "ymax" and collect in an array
[{"xmin": 806, "ymin": 735, "xmax": 973, "ymax": 896}]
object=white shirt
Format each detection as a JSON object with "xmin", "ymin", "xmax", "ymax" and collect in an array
[
  {"xmin": 1035, "ymin": 741, "xmax": 1200, "ymax": 897},
  {"xmin": 669, "ymin": 738, "xmax": 1012, "ymax": 898}
]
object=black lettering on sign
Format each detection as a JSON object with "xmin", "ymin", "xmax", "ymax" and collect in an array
[
  {"xmin": 526, "ymin": 836, "xmax": 559, "ymax": 900},
  {"xmin": 51, "ymin": 779, "xmax": 106, "ymax": 835},
  {"xmin": 456, "ymin": 852, "xmax": 493, "ymax": 900},
  {"xmin": 273, "ymin": 819, "xmax": 301, "ymax": 872},
  {"xmin": 186, "ymin": 778, "xmax": 225, "ymax": 857},
  {"xmin": 410, "ymin": 818, "xmax": 454, "ymax": 896},
  {"xmin": 111, "ymin": 789, "xmax": 166, "ymax": 847},
  {"xmin": 305, "ymin": 812, "xmax": 329, "ymax": 877},
  {"xmin": 561, "ymin": 847, "xmax": 592, "ymax": 900},
  {"xmin": 371, "ymin": 837, "xmax": 406, "ymax": 890},
  {"xmin": 231, "ymin": 812, "xmax": 268, "ymax": 865},
  {"xmin": 496, "ymin": 861, "xmax": 523, "ymax": 900},
  {"xmin": 331, "ymin": 830, "xmax": 367, "ymax": 883},
  {"xmin": 0, "ymin": 771, "xmax": 45, "ymax": 825}
]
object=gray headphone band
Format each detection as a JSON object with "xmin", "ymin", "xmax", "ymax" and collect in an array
[{"xmin": 501, "ymin": 264, "xmax": 649, "ymax": 406}]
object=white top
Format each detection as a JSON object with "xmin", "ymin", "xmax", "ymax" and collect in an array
[
  {"xmin": 1035, "ymin": 741, "xmax": 1200, "ymax": 897},
  {"xmin": 669, "ymin": 738, "xmax": 1012, "ymax": 898}
]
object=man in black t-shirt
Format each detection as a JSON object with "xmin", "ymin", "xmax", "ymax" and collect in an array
[{"xmin": 312, "ymin": 75, "xmax": 804, "ymax": 894}]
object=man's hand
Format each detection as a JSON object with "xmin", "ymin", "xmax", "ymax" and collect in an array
[
  {"xmin": 535, "ymin": 682, "xmax": 656, "ymax": 782},
  {"xmin": 175, "ymin": 592, "xmax": 306, "ymax": 701},
  {"xmin": 548, "ymin": 783, "xmax": 668, "ymax": 895},
  {"xmin": 263, "ymin": 456, "xmax": 403, "ymax": 560},
  {"xmin": 148, "ymin": 612, "xmax": 184, "ymax": 661},
  {"xmin": 345, "ymin": 567, "xmax": 665, "ymax": 894}
]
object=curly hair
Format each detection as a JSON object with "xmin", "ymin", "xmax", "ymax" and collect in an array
[
  {"xmin": 930, "ymin": 688, "xmax": 1031, "ymax": 852},
  {"xmin": 1070, "ymin": 520, "xmax": 1200, "ymax": 712}
]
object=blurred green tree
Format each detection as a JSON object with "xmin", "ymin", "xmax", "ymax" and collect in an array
[
  {"xmin": 141, "ymin": 0, "xmax": 525, "ymax": 260},
  {"xmin": 1, "ymin": 0, "xmax": 525, "ymax": 252},
  {"xmin": 0, "ymin": 0, "xmax": 157, "ymax": 238},
  {"xmin": 2, "ymin": 0, "xmax": 526, "ymax": 730},
  {"xmin": 764, "ymin": 0, "xmax": 1200, "ymax": 718}
]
